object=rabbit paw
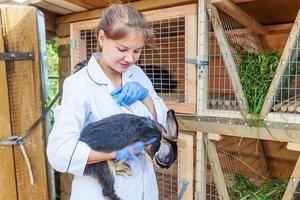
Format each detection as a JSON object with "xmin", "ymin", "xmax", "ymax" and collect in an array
[{"xmin": 115, "ymin": 162, "xmax": 132, "ymax": 177}]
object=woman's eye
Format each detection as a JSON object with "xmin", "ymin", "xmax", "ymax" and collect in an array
[{"xmin": 117, "ymin": 47, "xmax": 126, "ymax": 52}]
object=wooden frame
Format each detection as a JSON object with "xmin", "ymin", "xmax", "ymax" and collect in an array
[
  {"xmin": 206, "ymin": 136, "xmax": 230, "ymax": 200},
  {"xmin": 197, "ymin": 1, "xmax": 248, "ymax": 119},
  {"xmin": 57, "ymin": 0, "xmax": 197, "ymax": 24},
  {"xmin": 260, "ymin": 9, "xmax": 300, "ymax": 123},
  {"xmin": 178, "ymin": 115, "xmax": 300, "ymax": 143},
  {"xmin": 70, "ymin": 4, "xmax": 198, "ymax": 114},
  {"xmin": 211, "ymin": 0, "xmax": 268, "ymax": 35},
  {"xmin": 178, "ymin": 132, "xmax": 195, "ymax": 200}
]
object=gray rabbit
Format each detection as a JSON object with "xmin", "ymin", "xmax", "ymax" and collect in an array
[{"xmin": 79, "ymin": 110, "xmax": 178, "ymax": 200}]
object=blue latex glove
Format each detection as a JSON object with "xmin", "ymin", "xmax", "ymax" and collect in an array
[
  {"xmin": 112, "ymin": 82, "xmax": 149, "ymax": 106},
  {"xmin": 146, "ymin": 137, "xmax": 158, "ymax": 145},
  {"xmin": 115, "ymin": 141, "xmax": 146, "ymax": 161}
]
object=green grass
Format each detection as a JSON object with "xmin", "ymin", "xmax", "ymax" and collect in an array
[
  {"xmin": 237, "ymin": 52, "xmax": 281, "ymax": 116},
  {"xmin": 230, "ymin": 173, "xmax": 288, "ymax": 200}
]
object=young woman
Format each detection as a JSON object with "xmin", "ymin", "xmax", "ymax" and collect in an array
[{"xmin": 47, "ymin": 4, "xmax": 168, "ymax": 200}]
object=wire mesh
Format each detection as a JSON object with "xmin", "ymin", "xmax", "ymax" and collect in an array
[
  {"xmin": 138, "ymin": 17, "xmax": 186, "ymax": 103},
  {"xmin": 206, "ymin": 8, "xmax": 240, "ymax": 112},
  {"xmin": 155, "ymin": 159, "xmax": 178, "ymax": 200},
  {"xmin": 206, "ymin": 158, "xmax": 221, "ymax": 200},
  {"xmin": 79, "ymin": 29, "xmax": 99, "ymax": 61},
  {"xmin": 206, "ymin": 136, "xmax": 270, "ymax": 199},
  {"xmin": 292, "ymin": 178, "xmax": 300, "ymax": 200},
  {"xmin": 271, "ymin": 25, "xmax": 300, "ymax": 116},
  {"xmin": 71, "ymin": 13, "xmax": 193, "ymax": 108},
  {"xmin": 205, "ymin": 8, "xmax": 262, "ymax": 112}
]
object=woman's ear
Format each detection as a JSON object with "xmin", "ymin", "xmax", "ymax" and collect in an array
[{"xmin": 98, "ymin": 30, "xmax": 106, "ymax": 48}]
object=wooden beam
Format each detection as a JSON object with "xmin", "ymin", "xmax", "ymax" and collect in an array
[
  {"xmin": 287, "ymin": 143, "xmax": 300, "ymax": 151},
  {"xmin": 260, "ymin": 9, "xmax": 300, "ymax": 117},
  {"xmin": 282, "ymin": 155, "xmax": 300, "ymax": 199},
  {"xmin": 211, "ymin": 0, "xmax": 268, "ymax": 35},
  {"xmin": 206, "ymin": 137, "xmax": 230, "ymax": 200},
  {"xmin": 178, "ymin": 132, "xmax": 194, "ymax": 200},
  {"xmin": 56, "ymin": 0, "xmax": 197, "ymax": 24},
  {"xmin": 208, "ymin": 133, "xmax": 223, "ymax": 141},
  {"xmin": 177, "ymin": 115, "xmax": 300, "ymax": 143},
  {"xmin": 43, "ymin": 10, "xmax": 56, "ymax": 32},
  {"xmin": 64, "ymin": 0, "xmax": 113, "ymax": 10},
  {"xmin": 265, "ymin": 23, "xmax": 293, "ymax": 33}
]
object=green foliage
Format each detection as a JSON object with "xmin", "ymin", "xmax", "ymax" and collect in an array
[
  {"xmin": 237, "ymin": 52, "xmax": 281, "ymax": 115},
  {"xmin": 230, "ymin": 173, "xmax": 288, "ymax": 200},
  {"xmin": 46, "ymin": 40, "xmax": 59, "ymax": 126}
]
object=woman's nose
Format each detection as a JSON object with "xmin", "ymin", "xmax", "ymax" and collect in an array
[{"xmin": 124, "ymin": 53, "xmax": 134, "ymax": 63}]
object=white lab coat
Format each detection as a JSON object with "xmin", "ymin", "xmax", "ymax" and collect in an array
[{"xmin": 47, "ymin": 53, "xmax": 168, "ymax": 200}]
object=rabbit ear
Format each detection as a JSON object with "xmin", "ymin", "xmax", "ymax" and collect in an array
[{"xmin": 163, "ymin": 110, "xmax": 178, "ymax": 141}]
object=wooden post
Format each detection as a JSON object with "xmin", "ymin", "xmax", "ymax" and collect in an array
[
  {"xmin": 197, "ymin": 0, "xmax": 209, "ymax": 115},
  {"xmin": 178, "ymin": 132, "xmax": 195, "ymax": 200},
  {"xmin": 0, "ymin": 5, "xmax": 49, "ymax": 199},
  {"xmin": 0, "ymin": 17, "xmax": 17, "ymax": 200},
  {"xmin": 206, "ymin": 136, "xmax": 230, "ymax": 200},
  {"xmin": 195, "ymin": 132, "xmax": 207, "ymax": 200}
]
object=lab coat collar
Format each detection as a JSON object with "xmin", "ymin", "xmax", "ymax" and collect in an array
[{"xmin": 86, "ymin": 53, "xmax": 134, "ymax": 85}]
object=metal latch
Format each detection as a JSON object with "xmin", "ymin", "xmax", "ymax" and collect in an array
[{"xmin": 0, "ymin": 52, "xmax": 34, "ymax": 60}]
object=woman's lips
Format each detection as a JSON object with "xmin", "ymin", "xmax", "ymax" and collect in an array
[{"xmin": 119, "ymin": 62, "xmax": 130, "ymax": 68}]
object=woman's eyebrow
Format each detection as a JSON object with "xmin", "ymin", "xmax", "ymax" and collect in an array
[{"xmin": 116, "ymin": 42, "xmax": 143, "ymax": 50}]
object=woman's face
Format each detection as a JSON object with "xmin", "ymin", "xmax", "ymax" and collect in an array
[{"xmin": 98, "ymin": 30, "xmax": 144, "ymax": 74}]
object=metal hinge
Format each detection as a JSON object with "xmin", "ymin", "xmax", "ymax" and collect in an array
[
  {"xmin": 0, "ymin": 52, "xmax": 34, "ymax": 60},
  {"xmin": 185, "ymin": 57, "xmax": 209, "ymax": 79}
]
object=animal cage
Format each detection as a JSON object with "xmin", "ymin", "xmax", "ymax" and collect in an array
[
  {"xmin": 194, "ymin": 1, "xmax": 300, "ymax": 199},
  {"xmin": 203, "ymin": 134, "xmax": 296, "ymax": 200},
  {"xmin": 198, "ymin": 1, "xmax": 264, "ymax": 119},
  {"xmin": 154, "ymin": 132, "xmax": 195, "ymax": 200},
  {"xmin": 198, "ymin": 0, "xmax": 300, "ymax": 125},
  {"xmin": 261, "ymin": 10, "xmax": 300, "ymax": 124},
  {"xmin": 70, "ymin": 4, "xmax": 198, "ymax": 114}
]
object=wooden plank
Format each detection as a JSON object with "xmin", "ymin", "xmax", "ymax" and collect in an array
[
  {"xmin": 57, "ymin": 23, "xmax": 70, "ymax": 37},
  {"xmin": 282, "ymin": 155, "xmax": 300, "ymax": 199},
  {"xmin": 34, "ymin": 1, "xmax": 74, "ymax": 15},
  {"xmin": 211, "ymin": 0, "xmax": 268, "ymax": 35},
  {"xmin": 56, "ymin": 0, "xmax": 197, "ymax": 24},
  {"xmin": 260, "ymin": 9, "xmax": 300, "ymax": 118},
  {"xmin": 207, "ymin": 2, "xmax": 249, "ymax": 118},
  {"xmin": 0, "ymin": 10, "xmax": 17, "ymax": 199},
  {"xmin": 178, "ymin": 132, "xmax": 194, "ymax": 200},
  {"xmin": 206, "ymin": 137, "xmax": 230, "ymax": 200},
  {"xmin": 195, "ymin": 132, "xmax": 207, "ymax": 200},
  {"xmin": 287, "ymin": 143, "xmax": 300, "ymax": 151},
  {"xmin": 177, "ymin": 115, "xmax": 300, "ymax": 143},
  {"xmin": 43, "ymin": 10, "xmax": 56, "ymax": 32},
  {"xmin": 1, "ymin": 5, "xmax": 49, "ymax": 199},
  {"xmin": 197, "ymin": 0, "xmax": 209, "ymax": 115},
  {"xmin": 58, "ymin": 37, "xmax": 70, "ymax": 45},
  {"xmin": 64, "ymin": 0, "xmax": 111, "ymax": 10}
]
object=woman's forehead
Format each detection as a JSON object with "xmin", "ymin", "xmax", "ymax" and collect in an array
[{"xmin": 114, "ymin": 32, "xmax": 145, "ymax": 48}]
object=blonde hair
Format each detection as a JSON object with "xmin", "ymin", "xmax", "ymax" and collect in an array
[{"xmin": 96, "ymin": 4, "xmax": 155, "ymax": 45}]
